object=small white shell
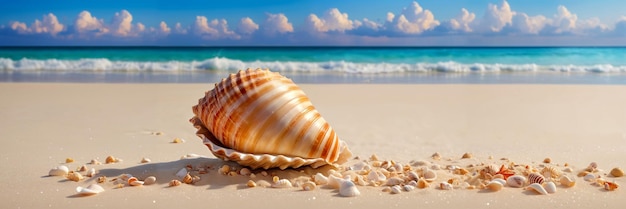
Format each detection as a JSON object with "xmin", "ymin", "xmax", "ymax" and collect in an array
[
  {"xmin": 327, "ymin": 175, "xmax": 343, "ymax": 189},
  {"xmin": 423, "ymin": 169, "xmax": 437, "ymax": 182},
  {"xmin": 544, "ymin": 182, "xmax": 557, "ymax": 194},
  {"xmin": 175, "ymin": 168, "xmax": 188, "ymax": 178},
  {"xmin": 528, "ymin": 173, "xmax": 545, "ymax": 184},
  {"xmin": 390, "ymin": 185, "xmax": 403, "ymax": 194},
  {"xmin": 403, "ymin": 185, "xmax": 416, "ymax": 192},
  {"xmin": 48, "ymin": 165, "xmax": 69, "ymax": 176},
  {"xmin": 491, "ymin": 178, "xmax": 506, "ymax": 185},
  {"xmin": 486, "ymin": 181, "xmax": 503, "ymax": 191},
  {"xmin": 559, "ymin": 175, "xmax": 575, "ymax": 187},
  {"xmin": 128, "ymin": 177, "xmax": 144, "ymax": 186},
  {"xmin": 313, "ymin": 173, "xmax": 328, "ymax": 185},
  {"xmin": 338, "ymin": 180, "xmax": 360, "ymax": 197},
  {"xmin": 526, "ymin": 183, "xmax": 548, "ymax": 195},
  {"xmin": 144, "ymin": 176, "xmax": 157, "ymax": 185},
  {"xmin": 583, "ymin": 173, "xmax": 597, "ymax": 182},
  {"xmin": 439, "ymin": 182, "xmax": 453, "ymax": 190},
  {"xmin": 367, "ymin": 170, "xmax": 386, "ymax": 183},
  {"xmin": 85, "ymin": 168, "xmax": 96, "ymax": 177},
  {"xmin": 385, "ymin": 177, "xmax": 405, "ymax": 186},
  {"xmin": 271, "ymin": 179, "xmax": 293, "ymax": 188},
  {"xmin": 506, "ymin": 175, "xmax": 526, "ymax": 188},
  {"xmin": 302, "ymin": 181, "xmax": 316, "ymax": 191},
  {"xmin": 76, "ymin": 184, "xmax": 104, "ymax": 196}
]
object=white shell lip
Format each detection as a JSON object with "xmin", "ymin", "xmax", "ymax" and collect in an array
[
  {"xmin": 192, "ymin": 116, "xmax": 337, "ymax": 170},
  {"xmin": 76, "ymin": 184, "xmax": 104, "ymax": 196}
]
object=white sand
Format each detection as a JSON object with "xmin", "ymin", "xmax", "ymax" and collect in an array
[{"xmin": 0, "ymin": 83, "xmax": 624, "ymax": 209}]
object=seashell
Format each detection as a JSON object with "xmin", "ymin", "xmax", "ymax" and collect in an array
[
  {"xmin": 610, "ymin": 167, "xmax": 624, "ymax": 177},
  {"xmin": 96, "ymin": 176, "xmax": 107, "ymax": 183},
  {"xmin": 239, "ymin": 168, "xmax": 251, "ymax": 176},
  {"xmin": 169, "ymin": 180, "xmax": 182, "ymax": 187},
  {"xmin": 544, "ymin": 182, "xmax": 557, "ymax": 194},
  {"xmin": 172, "ymin": 138, "xmax": 185, "ymax": 143},
  {"xmin": 527, "ymin": 173, "xmax": 545, "ymax": 185},
  {"xmin": 85, "ymin": 168, "xmax": 96, "ymax": 177},
  {"xmin": 543, "ymin": 157, "xmax": 551, "ymax": 163},
  {"xmin": 272, "ymin": 179, "xmax": 293, "ymax": 188},
  {"xmin": 439, "ymin": 182, "xmax": 453, "ymax": 190},
  {"xmin": 339, "ymin": 180, "xmax": 360, "ymax": 197},
  {"xmin": 541, "ymin": 166, "xmax": 561, "ymax": 180},
  {"xmin": 313, "ymin": 173, "xmax": 328, "ymax": 185},
  {"xmin": 218, "ymin": 165, "xmax": 230, "ymax": 175},
  {"xmin": 327, "ymin": 175, "xmax": 343, "ymax": 189},
  {"xmin": 128, "ymin": 177, "xmax": 144, "ymax": 186},
  {"xmin": 89, "ymin": 159, "xmax": 101, "ymax": 165},
  {"xmin": 559, "ymin": 175, "xmax": 575, "ymax": 187},
  {"xmin": 48, "ymin": 165, "xmax": 69, "ymax": 176},
  {"xmin": 407, "ymin": 171, "xmax": 420, "ymax": 181},
  {"xmin": 486, "ymin": 181, "xmax": 503, "ymax": 191},
  {"xmin": 78, "ymin": 165, "xmax": 87, "ymax": 172},
  {"xmin": 182, "ymin": 173, "xmax": 193, "ymax": 184},
  {"xmin": 191, "ymin": 69, "xmax": 352, "ymax": 170},
  {"xmin": 506, "ymin": 175, "xmax": 526, "ymax": 188},
  {"xmin": 390, "ymin": 185, "xmax": 403, "ymax": 194},
  {"xmin": 431, "ymin": 152, "xmax": 441, "ymax": 160},
  {"xmin": 66, "ymin": 158, "xmax": 74, "ymax": 163},
  {"xmin": 604, "ymin": 181, "xmax": 619, "ymax": 191},
  {"xmin": 526, "ymin": 183, "xmax": 548, "ymax": 195},
  {"xmin": 423, "ymin": 169, "xmax": 437, "ymax": 182},
  {"xmin": 76, "ymin": 184, "xmax": 104, "ymax": 196},
  {"xmin": 410, "ymin": 160, "xmax": 430, "ymax": 167},
  {"xmin": 417, "ymin": 178, "xmax": 430, "ymax": 189},
  {"xmin": 355, "ymin": 175, "xmax": 368, "ymax": 186},
  {"xmin": 407, "ymin": 180, "xmax": 418, "ymax": 187},
  {"xmin": 385, "ymin": 177, "xmax": 405, "ymax": 186},
  {"xmin": 403, "ymin": 185, "xmax": 416, "ymax": 192},
  {"xmin": 563, "ymin": 167, "xmax": 574, "ymax": 173},
  {"xmin": 144, "ymin": 176, "xmax": 157, "ymax": 185},
  {"xmin": 491, "ymin": 178, "xmax": 506, "ymax": 186},
  {"xmin": 587, "ymin": 162, "xmax": 598, "ymax": 171},
  {"xmin": 302, "ymin": 181, "xmax": 316, "ymax": 191},
  {"xmin": 140, "ymin": 157, "xmax": 151, "ymax": 163},
  {"xmin": 367, "ymin": 170, "xmax": 386, "ymax": 183},
  {"xmin": 246, "ymin": 180, "xmax": 257, "ymax": 187},
  {"xmin": 256, "ymin": 180, "xmax": 272, "ymax": 187},
  {"xmin": 583, "ymin": 173, "xmax": 596, "ymax": 182},
  {"xmin": 175, "ymin": 168, "xmax": 188, "ymax": 178},
  {"xmin": 462, "ymin": 152, "xmax": 473, "ymax": 159},
  {"xmin": 105, "ymin": 155, "xmax": 119, "ymax": 164},
  {"xmin": 482, "ymin": 164, "xmax": 499, "ymax": 176},
  {"xmin": 67, "ymin": 172, "xmax": 84, "ymax": 182}
]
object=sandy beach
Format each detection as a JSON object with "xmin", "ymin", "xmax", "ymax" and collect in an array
[{"xmin": 1, "ymin": 83, "xmax": 624, "ymax": 209}]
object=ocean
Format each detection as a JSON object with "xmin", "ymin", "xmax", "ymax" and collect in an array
[{"xmin": 1, "ymin": 47, "xmax": 625, "ymax": 84}]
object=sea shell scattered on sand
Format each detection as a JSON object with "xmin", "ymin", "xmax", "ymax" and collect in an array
[
  {"xmin": 67, "ymin": 172, "xmax": 84, "ymax": 182},
  {"xmin": 544, "ymin": 182, "xmax": 557, "ymax": 194},
  {"xmin": 76, "ymin": 184, "xmax": 104, "ymax": 196},
  {"xmin": 271, "ymin": 179, "xmax": 293, "ymax": 188},
  {"xmin": 439, "ymin": 182, "xmax": 453, "ymax": 190},
  {"xmin": 339, "ymin": 180, "xmax": 360, "ymax": 197},
  {"xmin": 128, "ymin": 177, "xmax": 145, "ymax": 186},
  {"xmin": 527, "ymin": 173, "xmax": 545, "ymax": 185},
  {"xmin": 140, "ymin": 157, "xmax": 151, "ymax": 163},
  {"xmin": 175, "ymin": 168, "xmax": 188, "ymax": 178},
  {"xmin": 417, "ymin": 178, "xmax": 430, "ymax": 189},
  {"xmin": 559, "ymin": 175, "xmax": 576, "ymax": 187},
  {"xmin": 390, "ymin": 185, "xmax": 403, "ymax": 194},
  {"xmin": 541, "ymin": 166, "xmax": 561, "ymax": 180},
  {"xmin": 486, "ymin": 180, "xmax": 503, "ymax": 191},
  {"xmin": 604, "ymin": 181, "xmax": 619, "ymax": 191},
  {"xmin": 313, "ymin": 173, "xmax": 329, "ymax": 185},
  {"xmin": 247, "ymin": 180, "xmax": 257, "ymax": 187},
  {"xmin": 461, "ymin": 152, "xmax": 473, "ymax": 159},
  {"xmin": 526, "ymin": 183, "xmax": 548, "ymax": 195},
  {"xmin": 422, "ymin": 169, "xmax": 437, "ymax": 182},
  {"xmin": 191, "ymin": 69, "xmax": 353, "ymax": 169},
  {"xmin": 96, "ymin": 176, "xmax": 107, "ymax": 183},
  {"xmin": 48, "ymin": 165, "xmax": 69, "ymax": 176},
  {"xmin": 239, "ymin": 168, "xmax": 251, "ymax": 176},
  {"xmin": 302, "ymin": 181, "xmax": 316, "ymax": 191},
  {"xmin": 85, "ymin": 168, "xmax": 96, "ymax": 177},
  {"xmin": 169, "ymin": 180, "xmax": 182, "ymax": 187},
  {"xmin": 403, "ymin": 185, "xmax": 416, "ymax": 192},
  {"xmin": 66, "ymin": 158, "xmax": 74, "ymax": 163},
  {"xmin": 543, "ymin": 157, "xmax": 551, "ymax": 163},
  {"xmin": 327, "ymin": 175, "xmax": 344, "ymax": 189},
  {"xmin": 385, "ymin": 177, "xmax": 404, "ymax": 186},
  {"xmin": 506, "ymin": 175, "xmax": 526, "ymax": 188},
  {"xmin": 583, "ymin": 173, "xmax": 597, "ymax": 182},
  {"xmin": 610, "ymin": 167, "xmax": 624, "ymax": 177},
  {"xmin": 144, "ymin": 176, "xmax": 157, "ymax": 185},
  {"xmin": 78, "ymin": 165, "xmax": 87, "ymax": 172},
  {"xmin": 105, "ymin": 155, "xmax": 120, "ymax": 164}
]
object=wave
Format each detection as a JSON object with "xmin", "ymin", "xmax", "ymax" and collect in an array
[{"xmin": 1, "ymin": 57, "xmax": 625, "ymax": 73}]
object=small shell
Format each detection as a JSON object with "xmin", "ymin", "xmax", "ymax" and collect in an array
[
  {"xmin": 483, "ymin": 164, "xmax": 500, "ymax": 176},
  {"xmin": 403, "ymin": 185, "xmax": 416, "ymax": 192},
  {"xmin": 355, "ymin": 175, "xmax": 368, "ymax": 186},
  {"xmin": 461, "ymin": 152, "xmax": 473, "ymax": 159},
  {"xmin": 610, "ymin": 167, "xmax": 624, "ymax": 177},
  {"xmin": 48, "ymin": 165, "xmax": 69, "ymax": 176},
  {"xmin": 256, "ymin": 180, "xmax": 272, "ymax": 187},
  {"xmin": 239, "ymin": 168, "xmax": 251, "ymax": 176},
  {"xmin": 327, "ymin": 175, "xmax": 343, "ymax": 189},
  {"xmin": 423, "ymin": 169, "xmax": 437, "ymax": 182},
  {"xmin": 543, "ymin": 157, "xmax": 551, "ymax": 163},
  {"xmin": 544, "ymin": 182, "xmax": 557, "ymax": 194},
  {"xmin": 559, "ymin": 175, "xmax": 576, "ymax": 187},
  {"xmin": 439, "ymin": 182, "xmax": 453, "ymax": 190},
  {"xmin": 528, "ymin": 173, "xmax": 545, "ymax": 184},
  {"xmin": 583, "ymin": 173, "xmax": 597, "ymax": 182},
  {"xmin": 587, "ymin": 162, "xmax": 598, "ymax": 171},
  {"xmin": 105, "ymin": 156, "xmax": 119, "ymax": 164},
  {"xmin": 338, "ymin": 180, "xmax": 360, "ymax": 197},
  {"xmin": 506, "ymin": 175, "xmax": 526, "ymax": 188},
  {"xmin": 385, "ymin": 177, "xmax": 405, "ymax": 186},
  {"xmin": 604, "ymin": 181, "xmax": 619, "ymax": 191},
  {"xmin": 96, "ymin": 176, "xmax": 107, "ymax": 183},
  {"xmin": 526, "ymin": 183, "xmax": 548, "ymax": 195},
  {"xmin": 302, "ymin": 181, "xmax": 316, "ymax": 191},
  {"xmin": 140, "ymin": 157, "xmax": 151, "ymax": 163},
  {"xmin": 431, "ymin": 152, "xmax": 441, "ymax": 160},
  {"xmin": 85, "ymin": 168, "xmax": 96, "ymax": 177},
  {"xmin": 89, "ymin": 159, "xmax": 101, "ymax": 165},
  {"xmin": 491, "ymin": 178, "xmax": 506, "ymax": 185},
  {"xmin": 144, "ymin": 176, "xmax": 157, "ymax": 185},
  {"xmin": 175, "ymin": 168, "xmax": 188, "ymax": 178},
  {"xmin": 169, "ymin": 179, "xmax": 182, "ymax": 187},
  {"xmin": 313, "ymin": 173, "xmax": 328, "ymax": 185},
  {"xmin": 271, "ymin": 179, "xmax": 293, "ymax": 188},
  {"xmin": 246, "ymin": 180, "xmax": 257, "ymax": 187},
  {"xmin": 67, "ymin": 172, "xmax": 84, "ymax": 182},
  {"xmin": 78, "ymin": 165, "xmax": 88, "ymax": 172},
  {"xmin": 128, "ymin": 177, "xmax": 144, "ymax": 186},
  {"xmin": 541, "ymin": 166, "xmax": 561, "ymax": 180},
  {"xmin": 76, "ymin": 184, "xmax": 104, "ymax": 196},
  {"xmin": 182, "ymin": 173, "xmax": 193, "ymax": 184},
  {"xmin": 172, "ymin": 138, "xmax": 185, "ymax": 143},
  {"xmin": 417, "ymin": 178, "xmax": 430, "ymax": 189},
  {"xmin": 486, "ymin": 181, "xmax": 503, "ymax": 191},
  {"xmin": 219, "ymin": 165, "xmax": 230, "ymax": 175},
  {"xmin": 563, "ymin": 167, "xmax": 574, "ymax": 173},
  {"xmin": 66, "ymin": 158, "xmax": 75, "ymax": 163},
  {"xmin": 390, "ymin": 185, "xmax": 403, "ymax": 194},
  {"xmin": 367, "ymin": 170, "xmax": 386, "ymax": 183}
]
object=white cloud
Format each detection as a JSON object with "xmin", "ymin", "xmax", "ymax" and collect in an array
[
  {"xmin": 110, "ymin": 10, "xmax": 134, "ymax": 36},
  {"xmin": 449, "ymin": 8, "xmax": 476, "ymax": 32},
  {"xmin": 159, "ymin": 21, "xmax": 171, "ymax": 35},
  {"xmin": 552, "ymin": 5, "xmax": 577, "ymax": 33},
  {"xmin": 10, "ymin": 13, "xmax": 64, "ymax": 35},
  {"xmin": 174, "ymin": 22, "xmax": 187, "ymax": 34},
  {"xmin": 263, "ymin": 13, "xmax": 293, "ymax": 35},
  {"xmin": 75, "ymin": 11, "xmax": 108, "ymax": 35},
  {"xmin": 237, "ymin": 17, "xmax": 259, "ymax": 35},
  {"xmin": 388, "ymin": 1, "xmax": 439, "ymax": 34},
  {"xmin": 512, "ymin": 13, "xmax": 547, "ymax": 34},
  {"xmin": 193, "ymin": 16, "xmax": 239, "ymax": 39},
  {"xmin": 477, "ymin": 0, "xmax": 514, "ymax": 32},
  {"xmin": 305, "ymin": 8, "xmax": 355, "ymax": 33},
  {"xmin": 360, "ymin": 18, "xmax": 382, "ymax": 30}
]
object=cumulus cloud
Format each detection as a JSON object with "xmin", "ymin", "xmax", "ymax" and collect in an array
[
  {"xmin": 476, "ymin": 0, "xmax": 514, "ymax": 32},
  {"xmin": 237, "ymin": 17, "xmax": 258, "ymax": 35},
  {"xmin": 174, "ymin": 22, "xmax": 187, "ymax": 34},
  {"xmin": 511, "ymin": 13, "xmax": 547, "ymax": 34},
  {"xmin": 193, "ymin": 16, "xmax": 239, "ymax": 39},
  {"xmin": 74, "ymin": 11, "xmax": 108, "ymax": 35},
  {"xmin": 387, "ymin": 1, "xmax": 439, "ymax": 34},
  {"xmin": 449, "ymin": 9, "xmax": 475, "ymax": 32},
  {"xmin": 159, "ymin": 21, "xmax": 171, "ymax": 35},
  {"xmin": 263, "ymin": 13, "xmax": 293, "ymax": 35},
  {"xmin": 110, "ymin": 10, "xmax": 134, "ymax": 36},
  {"xmin": 552, "ymin": 5, "xmax": 577, "ymax": 33},
  {"xmin": 10, "ymin": 13, "xmax": 64, "ymax": 35},
  {"xmin": 305, "ymin": 8, "xmax": 355, "ymax": 33}
]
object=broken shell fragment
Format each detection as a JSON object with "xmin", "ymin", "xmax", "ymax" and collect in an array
[
  {"xmin": 526, "ymin": 183, "xmax": 548, "ymax": 195},
  {"xmin": 610, "ymin": 167, "xmax": 624, "ymax": 177},
  {"xmin": 76, "ymin": 184, "xmax": 104, "ymax": 196},
  {"xmin": 604, "ymin": 181, "xmax": 619, "ymax": 191},
  {"xmin": 48, "ymin": 165, "xmax": 69, "ymax": 176},
  {"xmin": 140, "ymin": 157, "xmax": 151, "ymax": 163},
  {"xmin": 339, "ymin": 180, "xmax": 360, "ymax": 197},
  {"xmin": 506, "ymin": 175, "xmax": 526, "ymax": 188},
  {"xmin": 128, "ymin": 177, "xmax": 144, "ymax": 186},
  {"xmin": 144, "ymin": 176, "xmax": 157, "ymax": 185}
]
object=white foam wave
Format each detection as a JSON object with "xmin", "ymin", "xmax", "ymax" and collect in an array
[{"xmin": 1, "ymin": 57, "xmax": 625, "ymax": 73}]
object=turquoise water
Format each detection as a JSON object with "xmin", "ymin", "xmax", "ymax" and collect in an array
[{"xmin": 1, "ymin": 47, "xmax": 625, "ymax": 83}]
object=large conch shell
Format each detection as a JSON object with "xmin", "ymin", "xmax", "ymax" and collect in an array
[{"xmin": 191, "ymin": 68, "xmax": 352, "ymax": 169}]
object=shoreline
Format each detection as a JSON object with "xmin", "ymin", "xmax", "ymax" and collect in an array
[{"xmin": 1, "ymin": 83, "xmax": 624, "ymax": 209}]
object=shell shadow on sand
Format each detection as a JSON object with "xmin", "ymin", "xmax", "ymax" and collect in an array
[{"xmin": 94, "ymin": 157, "xmax": 336, "ymax": 190}]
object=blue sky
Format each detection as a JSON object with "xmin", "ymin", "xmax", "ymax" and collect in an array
[{"xmin": 1, "ymin": 0, "xmax": 626, "ymax": 46}]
